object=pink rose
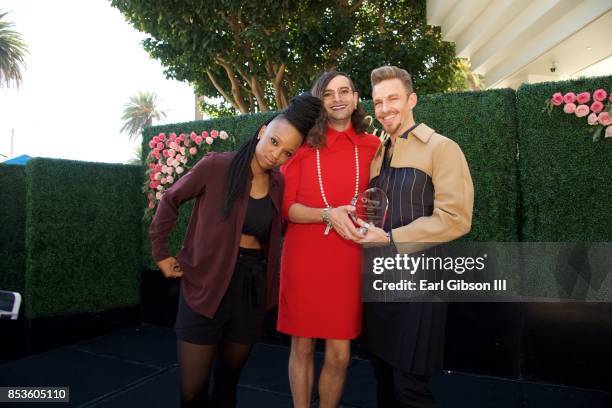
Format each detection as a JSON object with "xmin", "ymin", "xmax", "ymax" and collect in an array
[
  {"xmin": 195, "ymin": 136, "xmax": 203, "ymax": 145},
  {"xmin": 189, "ymin": 147, "xmax": 197, "ymax": 155},
  {"xmin": 161, "ymin": 165, "xmax": 169, "ymax": 174},
  {"xmin": 563, "ymin": 92, "xmax": 576, "ymax": 104},
  {"xmin": 158, "ymin": 133, "xmax": 166, "ymax": 141},
  {"xmin": 168, "ymin": 149, "xmax": 176, "ymax": 157},
  {"xmin": 220, "ymin": 131, "xmax": 229, "ymax": 140},
  {"xmin": 148, "ymin": 163, "xmax": 155, "ymax": 170},
  {"xmin": 593, "ymin": 89, "xmax": 607, "ymax": 102},
  {"xmin": 201, "ymin": 131, "xmax": 209, "ymax": 138},
  {"xmin": 166, "ymin": 166, "xmax": 174, "ymax": 174},
  {"xmin": 166, "ymin": 157, "xmax": 174, "ymax": 166},
  {"xmin": 184, "ymin": 138, "xmax": 191, "ymax": 146},
  {"xmin": 155, "ymin": 164, "xmax": 163, "ymax": 172},
  {"xmin": 169, "ymin": 142, "xmax": 178, "ymax": 150},
  {"xmin": 590, "ymin": 101, "xmax": 604, "ymax": 113},
  {"xmin": 148, "ymin": 181, "xmax": 156, "ymax": 189},
  {"xmin": 148, "ymin": 202, "xmax": 155, "ymax": 209},
  {"xmin": 170, "ymin": 132, "xmax": 177, "ymax": 141},
  {"xmin": 180, "ymin": 147, "xmax": 186, "ymax": 155},
  {"xmin": 576, "ymin": 92, "xmax": 590, "ymax": 104},
  {"xmin": 574, "ymin": 104, "xmax": 589, "ymax": 117},
  {"xmin": 205, "ymin": 136, "xmax": 214, "ymax": 145},
  {"xmin": 175, "ymin": 154, "xmax": 182, "ymax": 162},
  {"xmin": 551, "ymin": 92, "xmax": 563, "ymax": 106},
  {"xmin": 148, "ymin": 172, "xmax": 156, "ymax": 181},
  {"xmin": 166, "ymin": 176, "xmax": 174, "ymax": 184},
  {"xmin": 156, "ymin": 142, "xmax": 163, "ymax": 150},
  {"xmin": 587, "ymin": 113, "xmax": 599, "ymax": 125},
  {"xmin": 211, "ymin": 130, "xmax": 219, "ymax": 138},
  {"xmin": 148, "ymin": 140, "xmax": 156, "ymax": 149},
  {"xmin": 176, "ymin": 166, "xmax": 184, "ymax": 174},
  {"xmin": 606, "ymin": 126, "xmax": 612, "ymax": 138},
  {"xmin": 152, "ymin": 150, "xmax": 160, "ymax": 160},
  {"xmin": 563, "ymin": 103, "xmax": 576, "ymax": 114},
  {"xmin": 156, "ymin": 185, "xmax": 164, "ymax": 192},
  {"xmin": 599, "ymin": 112, "xmax": 611, "ymax": 126},
  {"xmin": 190, "ymin": 131, "xmax": 197, "ymax": 141},
  {"xmin": 155, "ymin": 192, "xmax": 163, "ymax": 200},
  {"xmin": 178, "ymin": 133, "xmax": 185, "ymax": 142},
  {"xmin": 161, "ymin": 177, "xmax": 167, "ymax": 184},
  {"xmin": 181, "ymin": 157, "xmax": 188, "ymax": 164}
]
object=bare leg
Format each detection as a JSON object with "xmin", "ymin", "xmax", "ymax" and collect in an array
[
  {"xmin": 177, "ymin": 340, "xmax": 216, "ymax": 408},
  {"xmin": 318, "ymin": 339, "xmax": 350, "ymax": 408},
  {"xmin": 288, "ymin": 336, "xmax": 316, "ymax": 408}
]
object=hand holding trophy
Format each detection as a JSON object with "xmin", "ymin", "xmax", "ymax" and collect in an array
[{"xmin": 350, "ymin": 187, "xmax": 389, "ymax": 235}]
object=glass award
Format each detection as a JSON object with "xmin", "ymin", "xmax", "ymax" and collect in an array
[{"xmin": 350, "ymin": 187, "xmax": 389, "ymax": 232}]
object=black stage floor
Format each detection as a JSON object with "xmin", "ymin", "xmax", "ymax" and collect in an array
[{"xmin": 1, "ymin": 325, "xmax": 611, "ymax": 407}]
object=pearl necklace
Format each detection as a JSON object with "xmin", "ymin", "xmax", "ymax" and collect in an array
[{"xmin": 316, "ymin": 144, "xmax": 360, "ymax": 234}]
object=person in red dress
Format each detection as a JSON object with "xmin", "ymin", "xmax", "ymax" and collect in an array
[{"xmin": 278, "ymin": 71, "xmax": 380, "ymax": 407}]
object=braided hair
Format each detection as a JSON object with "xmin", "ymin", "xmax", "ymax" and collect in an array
[{"xmin": 222, "ymin": 93, "xmax": 321, "ymax": 218}]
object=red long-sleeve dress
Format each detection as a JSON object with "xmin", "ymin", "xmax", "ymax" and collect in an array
[{"xmin": 277, "ymin": 124, "xmax": 380, "ymax": 339}]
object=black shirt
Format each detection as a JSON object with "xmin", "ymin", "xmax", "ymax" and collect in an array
[{"xmin": 242, "ymin": 195, "xmax": 273, "ymax": 243}]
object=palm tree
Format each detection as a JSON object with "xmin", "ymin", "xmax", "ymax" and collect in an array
[
  {"xmin": 0, "ymin": 10, "xmax": 28, "ymax": 89},
  {"xmin": 120, "ymin": 91, "xmax": 167, "ymax": 141}
]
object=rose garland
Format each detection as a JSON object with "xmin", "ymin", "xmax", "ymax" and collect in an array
[
  {"xmin": 143, "ymin": 130, "xmax": 231, "ymax": 220},
  {"xmin": 544, "ymin": 89, "xmax": 612, "ymax": 142}
]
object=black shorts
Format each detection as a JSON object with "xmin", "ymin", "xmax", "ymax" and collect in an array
[{"xmin": 175, "ymin": 248, "xmax": 267, "ymax": 345}]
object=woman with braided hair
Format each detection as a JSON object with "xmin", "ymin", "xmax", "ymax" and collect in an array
[{"xmin": 149, "ymin": 93, "xmax": 321, "ymax": 407}]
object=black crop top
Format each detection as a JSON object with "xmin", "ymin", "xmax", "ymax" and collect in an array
[{"xmin": 242, "ymin": 195, "xmax": 273, "ymax": 243}]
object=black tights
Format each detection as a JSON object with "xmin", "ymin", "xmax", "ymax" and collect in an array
[{"xmin": 178, "ymin": 339, "xmax": 252, "ymax": 408}]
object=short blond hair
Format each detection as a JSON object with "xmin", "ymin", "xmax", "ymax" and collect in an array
[{"xmin": 371, "ymin": 66, "xmax": 413, "ymax": 94}]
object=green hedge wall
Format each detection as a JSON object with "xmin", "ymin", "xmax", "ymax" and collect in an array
[
  {"xmin": 517, "ymin": 76, "xmax": 612, "ymax": 241},
  {"xmin": 140, "ymin": 89, "xmax": 519, "ymax": 268},
  {"xmin": 24, "ymin": 158, "xmax": 143, "ymax": 319},
  {"xmin": 414, "ymin": 90, "xmax": 520, "ymax": 241},
  {"xmin": 0, "ymin": 165, "xmax": 27, "ymax": 294}
]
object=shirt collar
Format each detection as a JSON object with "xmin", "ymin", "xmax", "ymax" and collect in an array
[
  {"xmin": 405, "ymin": 123, "xmax": 436, "ymax": 143},
  {"xmin": 325, "ymin": 122, "xmax": 360, "ymax": 147}
]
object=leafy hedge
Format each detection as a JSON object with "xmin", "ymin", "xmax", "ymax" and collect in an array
[
  {"xmin": 140, "ymin": 89, "xmax": 520, "ymax": 268},
  {"xmin": 24, "ymin": 158, "xmax": 143, "ymax": 318},
  {"xmin": 517, "ymin": 75, "xmax": 612, "ymax": 241},
  {"xmin": 0, "ymin": 165, "xmax": 27, "ymax": 294}
]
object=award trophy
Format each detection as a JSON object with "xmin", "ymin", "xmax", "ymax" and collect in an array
[{"xmin": 350, "ymin": 187, "xmax": 389, "ymax": 234}]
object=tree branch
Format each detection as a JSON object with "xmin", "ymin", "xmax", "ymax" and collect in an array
[
  {"xmin": 250, "ymin": 75, "xmax": 269, "ymax": 111},
  {"xmin": 215, "ymin": 58, "xmax": 249, "ymax": 113},
  {"xmin": 206, "ymin": 69, "xmax": 244, "ymax": 113},
  {"xmin": 272, "ymin": 63, "xmax": 288, "ymax": 109}
]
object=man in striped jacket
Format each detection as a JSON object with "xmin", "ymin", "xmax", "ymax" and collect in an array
[{"xmin": 357, "ymin": 65, "xmax": 474, "ymax": 408}]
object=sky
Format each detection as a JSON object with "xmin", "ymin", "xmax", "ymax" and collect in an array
[{"xmin": 0, "ymin": 0, "xmax": 196, "ymax": 164}]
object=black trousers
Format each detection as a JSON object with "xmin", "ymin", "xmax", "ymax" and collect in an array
[{"xmin": 370, "ymin": 355, "xmax": 435, "ymax": 408}]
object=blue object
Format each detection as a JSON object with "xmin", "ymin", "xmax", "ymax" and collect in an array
[{"xmin": 1, "ymin": 154, "xmax": 32, "ymax": 165}]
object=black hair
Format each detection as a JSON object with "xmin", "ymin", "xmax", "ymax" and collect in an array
[{"xmin": 222, "ymin": 93, "xmax": 321, "ymax": 218}]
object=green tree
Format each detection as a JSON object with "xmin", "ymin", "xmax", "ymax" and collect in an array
[
  {"xmin": 0, "ymin": 10, "xmax": 28, "ymax": 89},
  {"xmin": 120, "ymin": 91, "xmax": 167, "ymax": 141},
  {"xmin": 111, "ymin": 0, "xmax": 461, "ymax": 114}
]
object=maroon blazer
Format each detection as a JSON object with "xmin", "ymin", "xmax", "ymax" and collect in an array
[{"xmin": 149, "ymin": 151, "xmax": 284, "ymax": 318}]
